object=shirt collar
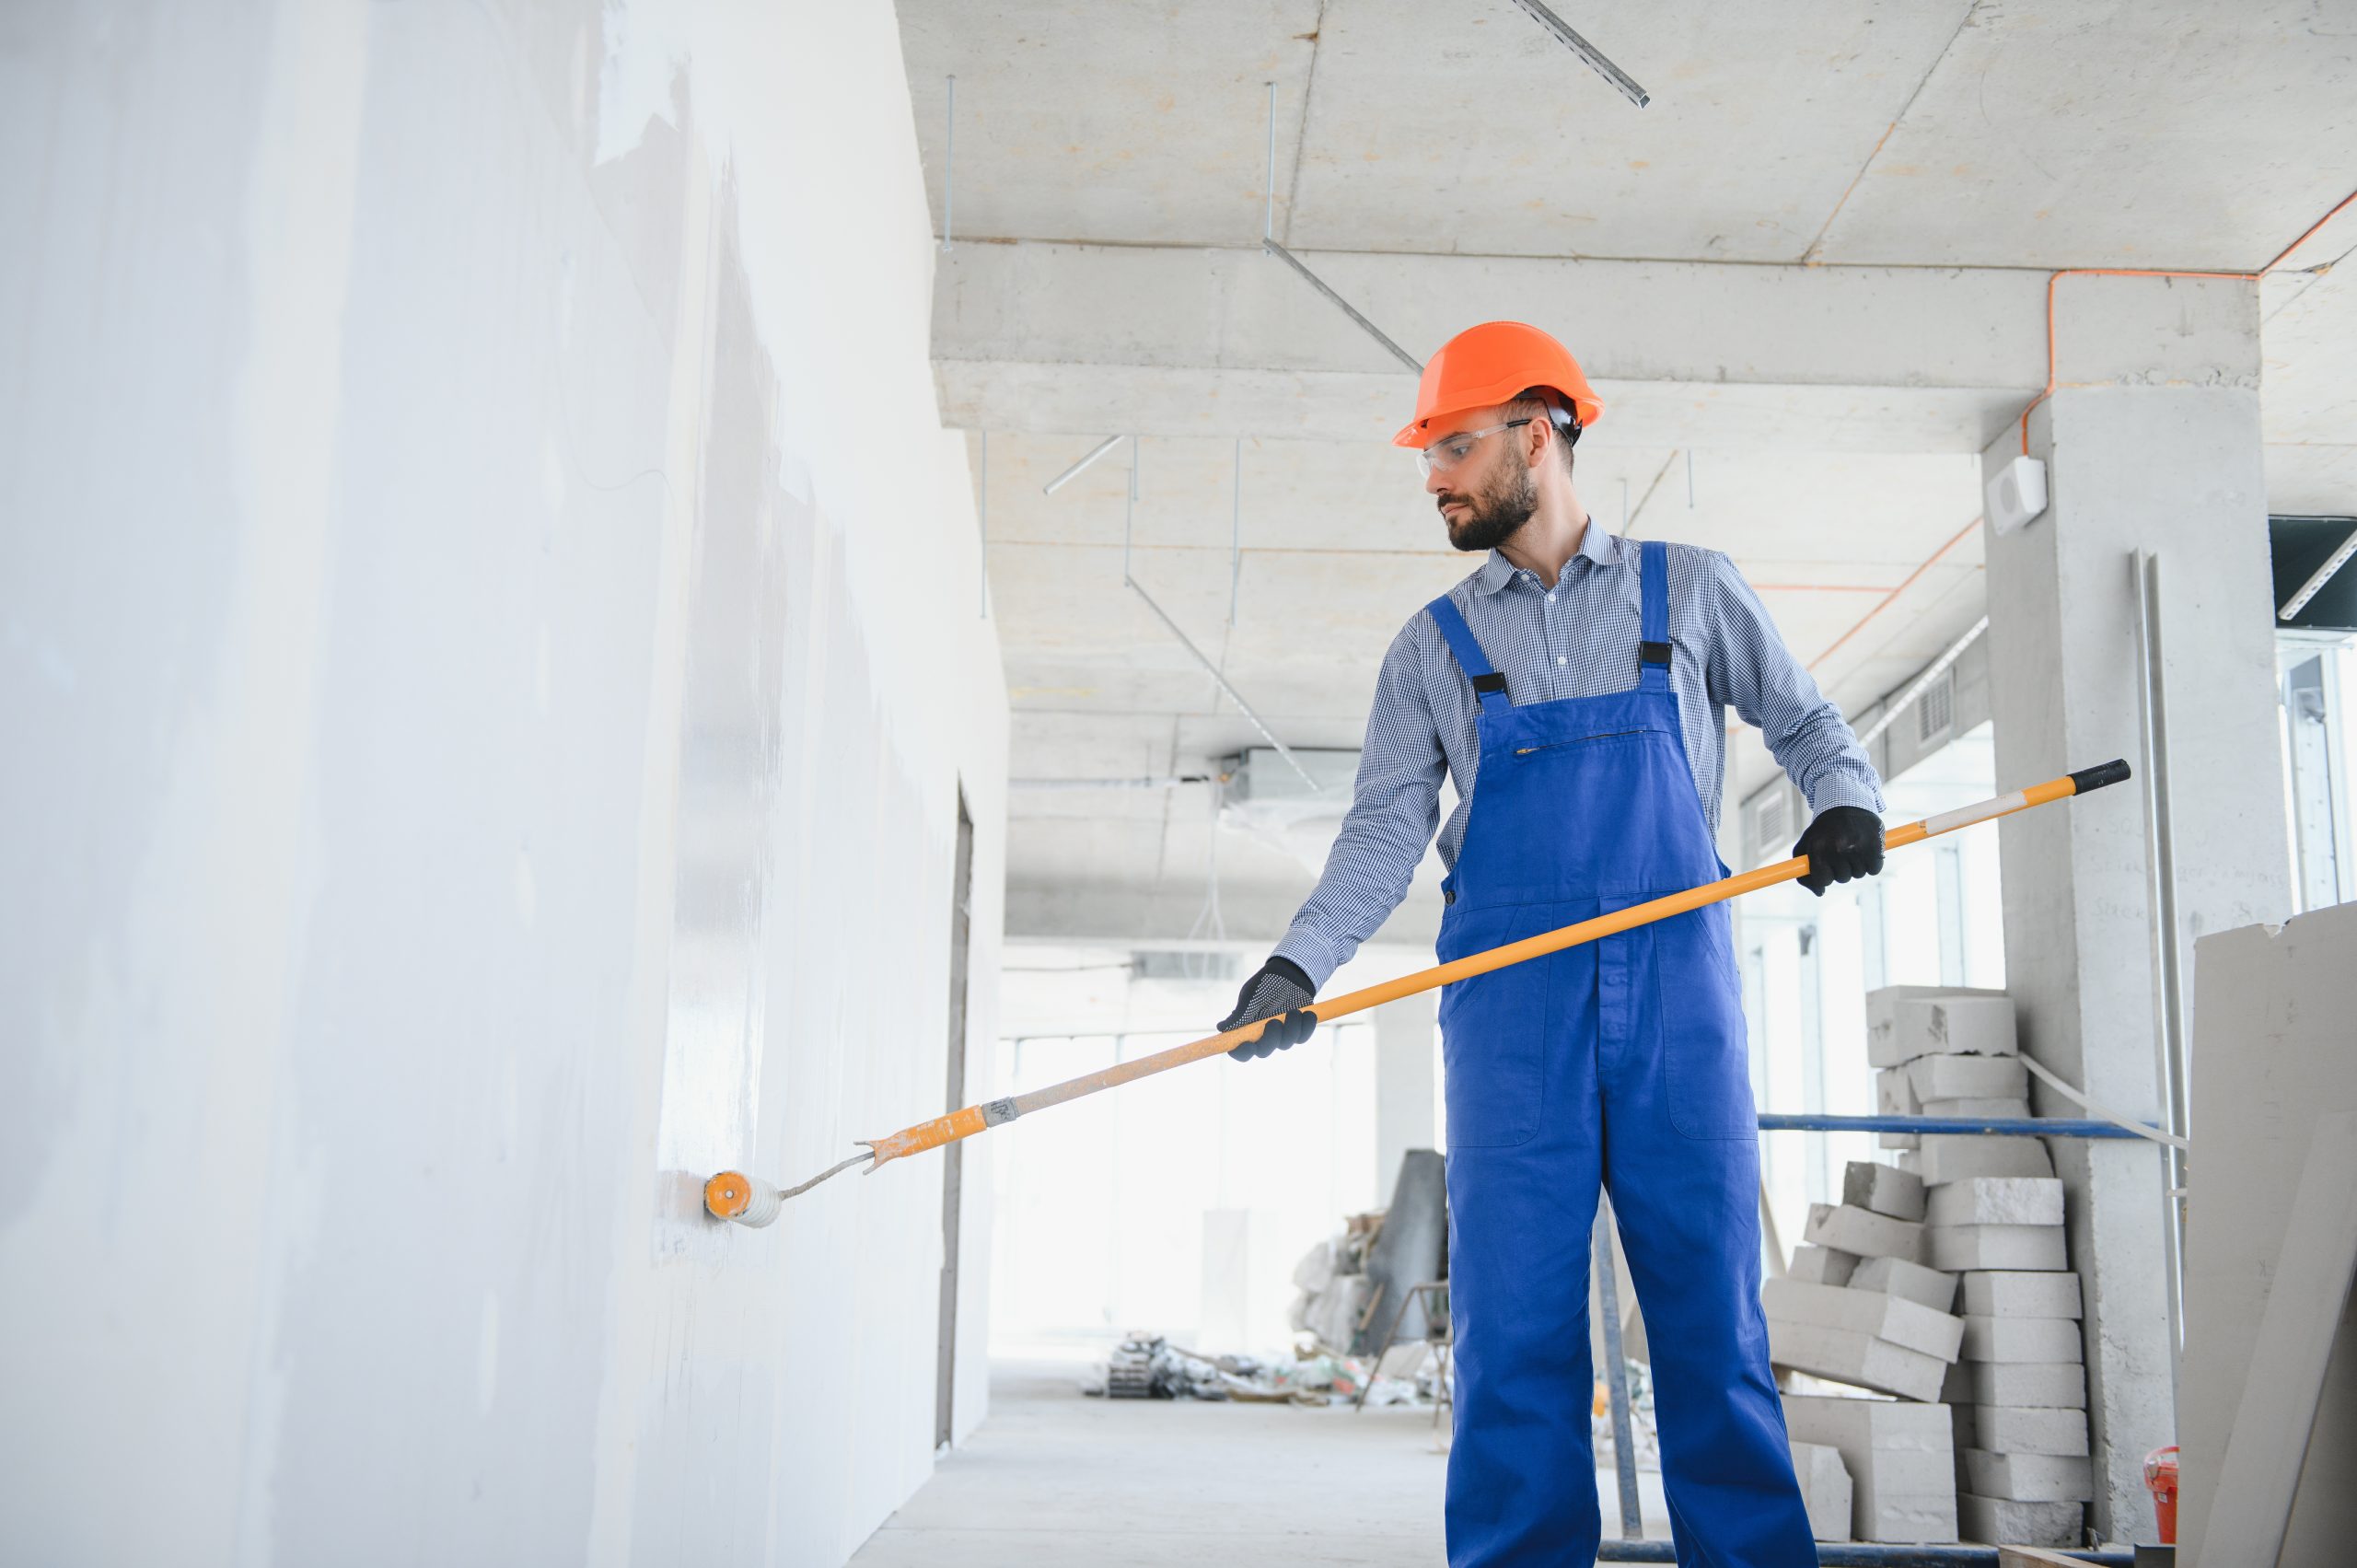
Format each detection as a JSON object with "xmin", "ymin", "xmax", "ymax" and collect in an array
[{"xmin": 1472, "ymin": 520, "xmax": 1622, "ymax": 596}]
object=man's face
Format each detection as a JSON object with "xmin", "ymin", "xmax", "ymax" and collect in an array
[{"xmin": 1426, "ymin": 417, "xmax": 1538, "ymax": 554}]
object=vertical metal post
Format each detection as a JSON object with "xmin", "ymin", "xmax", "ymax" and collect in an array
[
  {"xmin": 1595, "ymin": 1197, "xmax": 1643, "ymax": 1540},
  {"xmin": 977, "ymin": 431, "xmax": 989, "ymax": 619},
  {"xmin": 1263, "ymin": 82, "xmax": 1277, "ymax": 241},
  {"xmin": 941, "ymin": 76, "xmax": 956, "ymax": 250},
  {"xmin": 2132, "ymin": 550, "xmax": 2189, "ymax": 1406}
]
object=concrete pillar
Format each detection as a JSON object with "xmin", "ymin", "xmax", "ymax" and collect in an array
[
  {"xmin": 1980, "ymin": 273, "xmax": 2292, "ymax": 1538},
  {"xmin": 1373, "ymin": 992, "xmax": 1438, "ymax": 1195}
]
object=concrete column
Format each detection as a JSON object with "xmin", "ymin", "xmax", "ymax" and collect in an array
[
  {"xmin": 1373, "ymin": 992, "xmax": 1439, "ymax": 1196},
  {"xmin": 1980, "ymin": 273, "xmax": 2291, "ymax": 1538}
]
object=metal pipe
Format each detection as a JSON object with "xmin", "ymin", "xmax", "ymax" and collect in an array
[
  {"xmin": 1261, "ymin": 239, "xmax": 1423, "ymax": 374},
  {"xmin": 1854, "ymin": 615, "xmax": 1990, "ymax": 749},
  {"xmin": 1758, "ymin": 1113, "xmax": 2150, "ymax": 1139},
  {"xmin": 2278, "ymin": 521, "xmax": 2357, "ymax": 621},
  {"xmin": 1504, "ymin": 0, "xmax": 1651, "ymax": 108},
  {"xmin": 940, "ymin": 75, "xmax": 955, "ymax": 250},
  {"xmin": 1124, "ymin": 575, "xmax": 1318, "ymax": 790},
  {"xmin": 1262, "ymin": 81, "xmax": 1277, "ymax": 241},
  {"xmin": 1041, "ymin": 434, "xmax": 1125, "ymax": 495},
  {"xmin": 2134, "ymin": 550, "xmax": 2190, "ymax": 1394},
  {"xmin": 1598, "ymin": 1545, "xmax": 2131, "ymax": 1566},
  {"xmin": 1594, "ymin": 1198, "xmax": 1643, "ymax": 1539}
]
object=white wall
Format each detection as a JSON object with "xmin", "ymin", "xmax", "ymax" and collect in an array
[{"xmin": 0, "ymin": 4, "xmax": 1004, "ymax": 1565}]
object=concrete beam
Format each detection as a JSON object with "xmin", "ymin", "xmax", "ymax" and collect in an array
[{"xmin": 934, "ymin": 241, "xmax": 2053, "ymax": 452}]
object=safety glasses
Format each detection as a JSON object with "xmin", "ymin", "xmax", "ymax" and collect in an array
[{"xmin": 1415, "ymin": 418, "xmax": 1532, "ymax": 479}]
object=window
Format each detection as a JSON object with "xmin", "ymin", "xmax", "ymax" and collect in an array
[{"xmin": 2278, "ymin": 633, "xmax": 2357, "ymax": 912}]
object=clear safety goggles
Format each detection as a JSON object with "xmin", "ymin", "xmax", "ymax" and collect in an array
[{"xmin": 1415, "ymin": 418, "xmax": 1531, "ymax": 479}]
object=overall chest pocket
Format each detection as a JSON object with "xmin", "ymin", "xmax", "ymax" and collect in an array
[{"xmin": 1435, "ymin": 901, "xmax": 1562, "ymax": 1149}]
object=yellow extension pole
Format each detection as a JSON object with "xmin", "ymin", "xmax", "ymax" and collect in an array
[{"xmin": 702, "ymin": 759, "xmax": 2131, "ymax": 1225}]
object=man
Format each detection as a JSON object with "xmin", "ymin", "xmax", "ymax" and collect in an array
[{"xmin": 1220, "ymin": 321, "xmax": 1886, "ymax": 1566}]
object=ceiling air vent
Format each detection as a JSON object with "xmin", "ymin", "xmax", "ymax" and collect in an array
[{"xmin": 1916, "ymin": 670, "xmax": 1956, "ymax": 747}]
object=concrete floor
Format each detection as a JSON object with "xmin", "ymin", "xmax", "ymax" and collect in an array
[{"xmin": 847, "ymin": 1360, "xmax": 1671, "ymax": 1565}]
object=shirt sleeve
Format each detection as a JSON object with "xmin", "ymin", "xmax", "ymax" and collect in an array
[
  {"xmin": 1698, "ymin": 550, "xmax": 1885, "ymax": 819},
  {"xmin": 1273, "ymin": 620, "xmax": 1446, "ymax": 989}
]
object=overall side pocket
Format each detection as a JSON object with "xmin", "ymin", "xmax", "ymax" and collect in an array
[
  {"xmin": 1436, "ymin": 902, "xmax": 1559, "ymax": 1149},
  {"xmin": 1656, "ymin": 906, "xmax": 1758, "ymax": 1140}
]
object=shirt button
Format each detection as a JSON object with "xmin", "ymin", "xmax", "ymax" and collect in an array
[
  {"xmin": 1546, "ymin": 593, "xmax": 1555, "ymax": 603},
  {"xmin": 1555, "ymin": 656, "xmax": 1567, "ymax": 666}
]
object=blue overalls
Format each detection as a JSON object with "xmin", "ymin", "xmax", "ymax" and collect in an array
[{"xmin": 1428, "ymin": 540, "xmax": 1815, "ymax": 1567}]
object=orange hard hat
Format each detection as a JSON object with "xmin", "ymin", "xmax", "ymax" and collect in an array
[{"xmin": 1392, "ymin": 320, "xmax": 1604, "ymax": 448}]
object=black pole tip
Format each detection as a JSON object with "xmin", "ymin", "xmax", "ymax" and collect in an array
[{"xmin": 2069, "ymin": 759, "xmax": 2132, "ymax": 795}]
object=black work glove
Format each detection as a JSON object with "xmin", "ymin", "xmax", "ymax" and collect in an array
[
  {"xmin": 1220, "ymin": 956, "xmax": 1318, "ymax": 1061},
  {"xmin": 1793, "ymin": 805, "xmax": 1887, "ymax": 895}
]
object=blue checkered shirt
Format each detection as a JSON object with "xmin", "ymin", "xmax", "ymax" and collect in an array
[{"xmin": 1273, "ymin": 528, "xmax": 1884, "ymax": 987}]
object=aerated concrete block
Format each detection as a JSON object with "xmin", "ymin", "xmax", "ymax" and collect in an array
[
  {"xmin": 1964, "ymin": 1361, "xmax": 2086, "ymax": 1409},
  {"xmin": 1915, "ymin": 1134, "xmax": 2053, "ymax": 1184},
  {"xmin": 1789, "ymin": 1245, "xmax": 1859, "ymax": 1285},
  {"xmin": 1957, "ymin": 1493, "xmax": 2082, "ymax": 1548},
  {"xmin": 1782, "ymin": 1394, "xmax": 1958, "ymax": 1544},
  {"xmin": 1843, "ymin": 1159, "xmax": 1928, "ymax": 1221},
  {"xmin": 1961, "ymin": 1449, "xmax": 2095, "ymax": 1503},
  {"xmin": 1805, "ymin": 1202, "xmax": 1926, "ymax": 1262},
  {"xmin": 1876, "ymin": 1069, "xmax": 1922, "ymax": 1150},
  {"xmin": 1960, "ymin": 1315, "xmax": 2083, "ymax": 1364},
  {"xmin": 1968, "ymin": 1404, "xmax": 2089, "ymax": 1457},
  {"xmin": 1927, "ymin": 1223, "xmax": 2066, "ymax": 1272},
  {"xmin": 1907, "ymin": 1053, "xmax": 2029, "ymax": 1102},
  {"xmin": 1925, "ymin": 1177, "xmax": 2064, "ymax": 1228},
  {"xmin": 1867, "ymin": 987, "xmax": 2014, "ymax": 1067},
  {"xmin": 1790, "ymin": 1440, "xmax": 1853, "ymax": 1543},
  {"xmin": 1918, "ymin": 1096, "xmax": 2035, "ymax": 1121},
  {"xmin": 1850, "ymin": 1254, "xmax": 1960, "ymax": 1313},
  {"xmin": 1763, "ymin": 1278, "xmax": 1964, "ymax": 1361},
  {"xmin": 1961, "ymin": 1270, "xmax": 2083, "ymax": 1320},
  {"xmin": 1767, "ymin": 1320, "xmax": 1951, "ymax": 1402}
]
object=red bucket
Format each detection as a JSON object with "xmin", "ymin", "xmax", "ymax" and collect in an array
[{"xmin": 2144, "ymin": 1445, "xmax": 2179, "ymax": 1544}]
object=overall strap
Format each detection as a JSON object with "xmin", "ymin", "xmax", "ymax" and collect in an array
[
  {"xmin": 1426, "ymin": 596, "xmax": 1512, "ymax": 715},
  {"xmin": 1638, "ymin": 539, "xmax": 1673, "ymax": 690}
]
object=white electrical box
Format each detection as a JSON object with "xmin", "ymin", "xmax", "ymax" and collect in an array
[{"xmin": 1985, "ymin": 455, "xmax": 2049, "ymax": 537}]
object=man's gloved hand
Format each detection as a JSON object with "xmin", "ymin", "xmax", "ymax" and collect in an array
[
  {"xmin": 1793, "ymin": 805, "xmax": 1887, "ymax": 896},
  {"xmin": 1220, "ymin": 956, "xmax": 1318, "ymax": 1061}
]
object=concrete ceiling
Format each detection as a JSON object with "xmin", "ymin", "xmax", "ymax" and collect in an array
[{"xmin": 897, "ymin": 0, "xmax": 2357, "ymax": 946}]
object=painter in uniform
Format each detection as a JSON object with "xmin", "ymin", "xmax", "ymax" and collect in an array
[{"xmin": 1219, "ymin": 321, "xmax": 1887, "ymax": 1565}]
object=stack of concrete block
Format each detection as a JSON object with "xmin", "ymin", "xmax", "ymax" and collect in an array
[
  {"xmin": 1946, "ymin": 1263, "xmax": 2091, "ymax": 1546},
  {"xmin": 1783, "ymin": 1393, "xmax": 1957, "ymax": 1544},
  {"xmin": 1856, "ymin": 984, "xmax": 2092, "ymax": 1547},
  {"xmin": 1770, "ymin": 1159, "xmax": 1963, "ymax": 1405},
  {"xmin": 1867, "ymin": 987, "xmax": 2014, "ymax": 1149}
]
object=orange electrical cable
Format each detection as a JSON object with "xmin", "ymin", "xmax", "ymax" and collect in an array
[
  {"xmin": 2014, "ymin": 185, "xmax": 2357, "ymax": 454},
  {"xmin": 1807, "ymin": 516, "xmax": 1982, "ymax": 673}
]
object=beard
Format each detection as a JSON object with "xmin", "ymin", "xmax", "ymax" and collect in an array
[{"xmin": 1438, "ymin": 459, "xmax": 1538, "ymax": 553}]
